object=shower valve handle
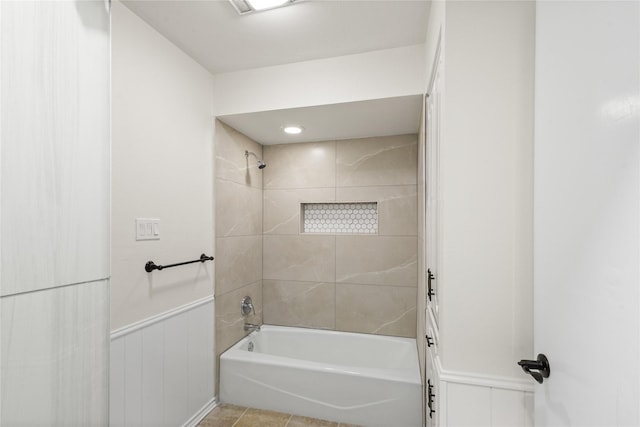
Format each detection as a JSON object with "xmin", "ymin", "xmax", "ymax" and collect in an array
[{"xmin": 241, "ymin": 296, "xmax": 255, "ymax": 317}]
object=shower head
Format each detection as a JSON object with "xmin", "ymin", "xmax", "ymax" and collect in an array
[{"xmin": 245, "ymin": 150, "xmax": 267, "ymax": 170}]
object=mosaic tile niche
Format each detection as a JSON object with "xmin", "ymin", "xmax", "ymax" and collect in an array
[{"xmin": 302, "ymin": 202, "xmax": 378, "ymax": 234}]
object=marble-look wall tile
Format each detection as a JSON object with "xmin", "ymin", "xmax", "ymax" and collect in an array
[
  {"xmin": 336, "ymin": 185, "xmax": 417, "ymax": 236},
  {"xmin": 335, "ymin": 283, "xmax": 417, "ymax": 338},
  {"xmin": 263, "ymin": 188, "xmax": 335, "ymax": 235},
  {"xmin": 215, "ymin": 281, "xmax": 262, "ymax": 356},
  {"xmin": 215, "ymin": 236, "xmax": 262, "ymax": 296},
  {"xmin": 336, "ymin": 135, "xmax": 417, "ymax": 187},
  {"xmin": 260, "ymin": 136, "xmax": 419, "ymax": 339},
  {"xmin": 263, "ymin": 141, "xmax": 336, "ymax": 189},
  {"xmin": 263, "ymin": 280, "xmax": 335, "ymax": 329},
  {"xmin": 215, "ymin": 120, "xmax": 263, "ymax": 189},
  {"xmin": 263, "ymin": 235, "xmax": 336, "ymax": 283},
  {"xmin": 0, "ymin": 280, "xmax": 109, "ymax": 426},
  {"xmin": 214, "ymin": 280, "xmax": 261, "ymax": 394},
  {"xmin": 216, "ymin": 178, "xmax": 263, "ymax": 237},
  {"xmin": 214, "ymin": 121, "xmax": 264, "ymax": 394},
  {"xmin": 1, "ymin": 0, "xmax": 110, "ymax": 296},
  {"xmin": 336, "ymin": 236, "xmax": 417, "ymax": 286}
]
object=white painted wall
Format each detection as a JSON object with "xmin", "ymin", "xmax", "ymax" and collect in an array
[
  {"xmin": 213, "ymin": 44, "xmax": 426, "ymax": 116},
  {"xmin": 424, "ymin": 0, "xmax": 445, "ymax": 80},
  {"xmin": 111, "ymin": 0, "xmax": 215, "ymax": 330},
  {"xmin": 111, "ymin": 3, "xmax": 216, "ymax": 423}
]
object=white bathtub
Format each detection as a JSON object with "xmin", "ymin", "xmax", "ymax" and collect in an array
[{"xmin": 219, "ymin": 325, "xmax": 421, "ymax": 427}]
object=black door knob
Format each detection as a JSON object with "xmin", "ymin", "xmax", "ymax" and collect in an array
[{"xmin": 518, "ymin": 353, "xmax": 550, "ymax": 384}]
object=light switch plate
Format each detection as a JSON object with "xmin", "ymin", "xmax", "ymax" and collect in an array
[{"xmin": 136, "ymin": 218, "xmax": 160, "ymax": 241}]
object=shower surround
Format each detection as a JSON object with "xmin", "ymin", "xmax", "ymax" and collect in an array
[
  {"xmin": 214, "ymin": 126, "xmax": 418, "ymax": 390},
  {"xmin": 214, "ymin": 121, "xmax": 264, "ymax": 393},
  {"xmin": 262, "ymin": 135, "xmax": 418, "ymax": 337}
]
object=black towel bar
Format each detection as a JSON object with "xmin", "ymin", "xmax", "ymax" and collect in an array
[{"xmin": 145, "ymin": 253, "xmax": 214, "ymax": 273}]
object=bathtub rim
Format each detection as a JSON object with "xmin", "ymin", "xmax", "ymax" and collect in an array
[{"xmin": 220, "ymin": 324, "xmax": 421, "ymax": 386}]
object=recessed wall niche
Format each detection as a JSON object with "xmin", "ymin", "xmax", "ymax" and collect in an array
[{"xmin": 301, "ymin": 202, "xmax": 378, "ymax": 234}]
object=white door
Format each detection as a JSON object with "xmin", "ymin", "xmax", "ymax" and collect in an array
[{"xmin": 533, "ymin": 1, "xmax": 640, "ymax": 425}]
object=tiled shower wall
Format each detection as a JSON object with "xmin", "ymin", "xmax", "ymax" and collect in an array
[
  {"xmin": 262, "ymin": 135, "xmax": 418, "ymax": 337},
  {"xmin": 214, "ymin": 121, "xmax": 263, "ymax": 392}
]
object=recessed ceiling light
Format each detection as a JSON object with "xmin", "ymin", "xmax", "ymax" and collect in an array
[
  {"xmin": 229, "ymin": 0, "xmax": 297, "ymax": 15},
  {"xmin": 283, "ymin": 125, "xmax": 303, "ymax": 135}
]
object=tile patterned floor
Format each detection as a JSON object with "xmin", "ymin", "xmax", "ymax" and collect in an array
[{"xmin": 198, "ymin": 404, "xmax": 363, "ymax": 427}]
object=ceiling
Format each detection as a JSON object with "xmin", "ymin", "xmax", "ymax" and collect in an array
[
  {"xmin": 122, "ymin": 0, "xmax": 430, "ymax": 144},
  {"xmin": 218, "ymin": 95, "xmax": 423, "ymax": 145},
  {"xmin": 122, "ymin": 0, "xmax": 430, "ymax": 74}
]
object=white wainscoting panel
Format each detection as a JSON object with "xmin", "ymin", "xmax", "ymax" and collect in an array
[
  {"xmin": 124, "ymin": 330, "xmax": 144, "ymax": 426},
  {"xmin": 524, "ymin": 392, "xmax": 533, "ymax": 427},
  {"xmin": 447, "ymin": 383, "xmax": 492, "ymax": 426},
  {"xmin": 165, "ymin": 312, "xmax": 190, "ymax": 426},
  {"xmin": 491, "ymin": 388, "xmax": 532, "ymax": 427},
  {"xmin": 443, "ymin": 381, "xmax": 533, "ymax": 427},
  {"xmin": 110, "ymin": 337, "xmax": 126, "ymax": 426},
  {"xmin": 438, "ymin": 381, "xmax": 448, "ymax": 427},
  {"xmin": 431, "ymin": 352, "xmax": 534, "ymax": 426},
  {"xmin": 187, "ymin": 302, "xmax": 216, "ymax": 416},
  {"xmin": 142, "ymin": 321, "xmax": 165, "ymax": 426},
  {"xmin": 0, "ymin": 280, "xmax": 109, "ymax": 426},
  {"xmin": 110, "ymin": 297, "xmax": 215, "ymax": 427}
]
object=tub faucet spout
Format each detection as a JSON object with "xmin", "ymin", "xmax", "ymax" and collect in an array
[{"xmin": 244, "ymin": 323, "xmax": 261, "ymax": 333}]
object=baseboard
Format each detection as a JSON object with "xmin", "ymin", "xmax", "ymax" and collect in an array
[{"xmin": 182, "ymin": 397, "xmax": 219, "ymax": 427}]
